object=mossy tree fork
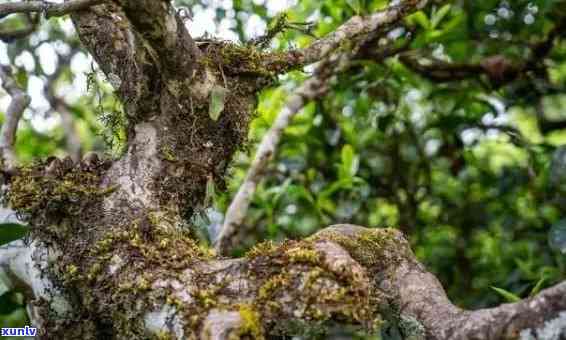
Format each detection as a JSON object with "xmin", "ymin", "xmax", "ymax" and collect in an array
[{"xmin": 0, "ymin": 0, "xmax": 565, "ymax": 339}]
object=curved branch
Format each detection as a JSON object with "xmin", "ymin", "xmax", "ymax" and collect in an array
[
  {"xmin": 314, "ymin": 225, "xmax": 566, "ymax": 339},
  {"xmin": 398, "ymin": 17, "xmax": 566, "ymax": 88},
  {"xmin": 262, "ymin": 0, "xmax": 432, "ymax": 72},
  {"xmin": 0, "ymin": 0, "xmax": 103, "ymax": 18},
  {"xmin": 0, "ymin": 65, "xmax": 30, "ymax": 171}
]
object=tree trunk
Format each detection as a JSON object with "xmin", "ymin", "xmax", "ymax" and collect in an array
[{"xmin": 1, "ymin": 1, "xmax": 565, "ymax": 339}]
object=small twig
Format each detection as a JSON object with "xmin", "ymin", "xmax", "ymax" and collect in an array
[
  {"xmin": 251, "ymin": 13, "xmax": 315, "ymax": 49},
  {"xmin": 0, "ymin": 65, "xmax": 30, "ymax": 171}
]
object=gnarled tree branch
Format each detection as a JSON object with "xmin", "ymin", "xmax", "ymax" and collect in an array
[
  {"xmin": 1, "ymin": 1, "xmax": 563, "ymax": 339},
  {"xmin": 1, "ymin": 222, "xmax": 564, "ymax": 339},
  {"xmin": 262, "ymin": 0, "xmax": 431, "ymax": 73}
]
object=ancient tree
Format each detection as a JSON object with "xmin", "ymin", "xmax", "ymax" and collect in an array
[{"xmin": 0, "ymin": 0, "xmax": 565, "ymax": 339}]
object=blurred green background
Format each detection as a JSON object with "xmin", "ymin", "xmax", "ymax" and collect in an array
[{"xmin": 1, "ymin": 0, "xmax": 566, "ymax": 337}]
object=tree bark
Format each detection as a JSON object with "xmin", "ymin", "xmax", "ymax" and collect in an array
[{"xmin": 0, "ymin": 0, "xmax": 565, "ymax": 339}]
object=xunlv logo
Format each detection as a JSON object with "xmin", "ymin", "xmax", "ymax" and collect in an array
[{"xmin": 1, "ymin": 326, "xmax": 37, "ymax": 337}]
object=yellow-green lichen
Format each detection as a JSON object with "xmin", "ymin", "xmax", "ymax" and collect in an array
[
  {"xmin": 309, "ymin": 228, "xmax": 408, "ymax": 270},
  {"xmin": 236, "ymin": 304, "xmax": 264, "ymax": 339},
  {"xmin": 245, "ymin": 240, "xmax": 277, "ymax": 259},
  {"xmin": 287, "ymin": 247, "xmax": 321, "ymax": 264},
  {"xmin": 6, "ymin": 161, "xmax": 113, "ymax": 229}
]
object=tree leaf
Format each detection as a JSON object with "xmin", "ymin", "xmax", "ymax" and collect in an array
[
  {"xmin": 340, "ymin": 144, "xmax": 359, "ymax": 179},
  {"xmin": 529, "ymin": 276, "xmax": 547, "ymax": 297},
  {"xmin": 490, "ymin": 286, "xmax": 521, "ymax": 303},
  {"xmin": 431, "ymin": 4, "xmax": 451, "ymax": 29},
  {"xmin": 408, "ymin": 11, "xmax": 431, "ymax": 30},
  {"xmin": 15, "ymin": 68, "xmax": 28, "ymax": 89},
  {"xmin": 0, "ymin": 223, "xmax": 28, "ymax": 246},
  {"xmin": 346, "ymin": 0, "xmax": 362, "ymax": 14},
  {"xmin": 209, "ymin": 85, "xmax": 229, "ymax": 121}
]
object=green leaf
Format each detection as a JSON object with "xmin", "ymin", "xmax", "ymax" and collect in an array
[
  {"xmin": 0, "ymin": 292, "xmax": 24, "ymax": 314},
  {"xmin": 408, "ymin": 11, "xmax": 431, "ymax": 30},
  {"xmin": 204, "ymin": 176, "xmax": 216, "ymax": 208},
  {"xmin": 209, "ymin": 85, "xmax": 229, "ymax": 121},
  {"xmin": 340, "ymin": 144, "xmax": 359, "ymax": 179},
  {"xmin": 0, "ymin": 223, "xmax": 28, "ymax": 246},
  {"xmin": 491, "ymin": 286, "xmax": 521, "ymax": 303},
  {"xmin": 431, "ymin": 4, "xmax": 451, "ymax": 29},
  {"xmin": 529, "ymin": 276, "xmax": 547, "ymax": 297},
  {"xmin": 15, "ymin": 68, "xmax": 28, "ymax": 89},
  {"xmin": 346, "ymin": 0, "xmax": 362, "ymax": 14}
]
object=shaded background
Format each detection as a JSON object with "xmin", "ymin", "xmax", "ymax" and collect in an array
[{"xmin": 1, "ymin": 0, "xmax": 566, "ymax": 337}]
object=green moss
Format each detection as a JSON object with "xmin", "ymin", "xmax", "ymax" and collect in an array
[
  {"xmin": 161, "ymin": 145, "xmax": 177, "ymax": 162},
  {"xmin": 258, "ymin": 273, "xmax": 290, "ymax": 300},
  {"xmin": 245, "ymin": 240, "xmax": 277, "ymax": 259},
  {"xmin": 237, "ymin": 304, "xmax": 264, "ymax": 339},
  {"xmin": 155, "ymin": 331, "xmax": 175, "ymax": 340},
  {"xmin": 287, "ymin": 247, "xmax": 321, "ymax": 264},
  {"xmin": 7, "ymin": 161, "xmax": 112, "ymax": 224},
  {"xmin": 197, "ymin": 40, "xmax": 296, "ymax": 79},
  {"xmin": 309, "ymin": 228, "xmax": 408, "ymax": 271},
  {"xmin": 195, "ymin": 289, "xmax": 218, "ymax": 309}
]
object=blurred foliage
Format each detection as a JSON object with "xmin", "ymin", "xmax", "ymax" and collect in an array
[{"xmin": 1, "ymin": 0, "xmax": 566, "ymax": 337}]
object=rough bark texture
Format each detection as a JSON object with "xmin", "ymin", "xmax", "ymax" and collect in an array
[{"xmin": 0, "ymin": 0, "xmax": 565, "ymax": 339}]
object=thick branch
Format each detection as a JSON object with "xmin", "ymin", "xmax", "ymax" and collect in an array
[
  {"xmin": 0, "ymin": 65, "xmax": 30, "ymax": 170},
  {"xmin": 0, "ymin": 0, "xmax": 103, "ymax": 18},
  {"xmin": 262, "ymin": 0, "xmax": 431, "ymax": 72},
  {"xmin": 116, "ymin": 0, "xmax": 200, "ymax": 87},
  {"xmin": 313, "ymin": 225, "xmax": 566, "ymax": 339},
  {"xmin": 71, "ymin": 2, "xmax": 162, "ymax": 117},
  {"xmin": 55, "ymin": 224, "xmax": 566, "ymax": 338},
  {"xmin": 399, "ymin": 17, "xmax": 566, "ymax": 87}
]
